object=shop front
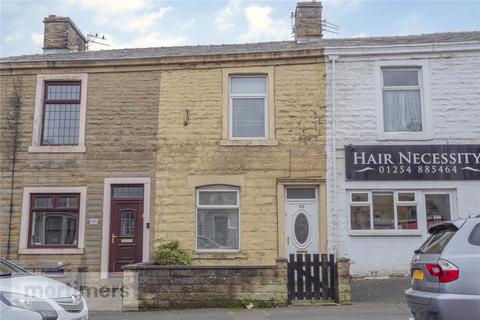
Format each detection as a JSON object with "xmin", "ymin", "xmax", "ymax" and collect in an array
[{"xmin": 341, "ymin": 144, "xmax": 480, "ymax": 276}]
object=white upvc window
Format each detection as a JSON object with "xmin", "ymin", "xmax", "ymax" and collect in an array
[
  {"xmin": 229, "ymin": 75, "xmax": 268, "ymax": 139},
  {"xmin": 196, "ymin": 186, "xmax": 240, "ymax": 251},
  {"xmin": 376, "ymin": 60, "xmax": 432, "ymax": 140},
  {"xmin": 349, "ymin": 190, "xmax": 419, "ymax": 234},
  {"xmin": 348, "ymin": 190, "xmax": 455, "ymax": 236}
]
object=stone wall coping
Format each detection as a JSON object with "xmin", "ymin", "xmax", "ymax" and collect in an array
[
  {"xmin": 337, "ymin": 257, "xmax": 351, "ymax": 263},
  {"xmin": 122, "ymin": 262, "xmax": 279, "ymax": 271}
]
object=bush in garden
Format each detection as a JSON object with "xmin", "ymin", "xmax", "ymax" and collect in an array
[{"xmin": 153, "ymin": 241, "xmax": 192, "ymax": 265}]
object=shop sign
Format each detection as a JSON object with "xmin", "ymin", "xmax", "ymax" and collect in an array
[{"xmin": 345, "ymin": 144, "xmax": 480, "ymax": 181}]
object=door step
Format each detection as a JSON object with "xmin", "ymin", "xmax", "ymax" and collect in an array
[{"xmin": 291, "ymin": 299, "xmax": 337, "ymax": 306}]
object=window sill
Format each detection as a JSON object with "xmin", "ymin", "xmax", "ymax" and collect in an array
[
  {"xmin": 349, "ymin": 230, "xmax": 422, "ymax": 237},
  {"xmin": 28, "ymin": 145, "xmax": 86, "ymax": 153},
  {"xmin": 19, "ymin": 248, "xmax": 84, "ymax": 255},
  {"xmin": 220, "ymin": 139, "xmax": 278, "ymax": 147},
  {"xmin": 192, "ymin": 251, "xmax": 248, "ymax": 260}
]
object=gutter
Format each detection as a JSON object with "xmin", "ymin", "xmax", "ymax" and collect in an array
[{"xmin": 324, "ymin": 41, "xmax": 480, "ymax": 57}]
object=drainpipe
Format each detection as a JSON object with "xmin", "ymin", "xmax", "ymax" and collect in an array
[
  {"xmin": 6, "ymin": 65, "xmax": 21, "ymax": 258},
  {"xmin": 329, "ymin": 55, "xmax": 339, "ymax": 256}
]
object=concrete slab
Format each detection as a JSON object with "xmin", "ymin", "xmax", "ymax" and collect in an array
[{"xmin": 351, "ymin": 277, "xmax": 410, "ymax": 304}]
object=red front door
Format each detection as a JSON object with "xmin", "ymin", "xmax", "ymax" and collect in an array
[{"xmin": 109, "ymin": 194, "xmax": 144, "ymax": 273}]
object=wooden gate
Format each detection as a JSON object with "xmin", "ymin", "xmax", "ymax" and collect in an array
[{"xmin": 287, "ymin": 254, "xmax": 337, "ymax": 302}]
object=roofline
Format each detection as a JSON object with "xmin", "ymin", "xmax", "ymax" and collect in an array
[
  {"xmin": 1, "ymin": 37, "xmax": 480, "ymax": 70},
  {"xmin": 0, "ymin": 48, "xmax": 325, "ymax": 71},
  {"xmin": 324, "ymin": 40, "xmax": 480, "ymax": 56}
]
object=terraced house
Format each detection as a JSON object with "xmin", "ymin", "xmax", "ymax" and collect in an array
[
  {"xmin": 1, "ymin": 3, "xmax": 331, "ymax": 277},
  {"xmin": 1, "ymin": 1, "xmax": 479, "ymax": 296}
]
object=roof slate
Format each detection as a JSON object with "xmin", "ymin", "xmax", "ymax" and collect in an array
[{"xmin": 1, "ymin": 31, "xmax": 479, "ymax": 63}]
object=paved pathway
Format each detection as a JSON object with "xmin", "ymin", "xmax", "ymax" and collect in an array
[{"xmin": 90, "ymin": 303, "xmax": 411, "ymax": 320}]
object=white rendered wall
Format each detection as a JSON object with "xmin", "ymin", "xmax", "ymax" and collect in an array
[{"xmin": 326, "ymin": 49, "xmax": 480, "ymax": 277}]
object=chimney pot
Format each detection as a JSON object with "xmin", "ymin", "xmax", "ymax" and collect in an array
[
  {"xmin": 294, "ymin": 1, "xmax": 323, "ymax": 43},
  {"xmin": 43, "ymin": 15, "xmax": 87, "ymax": 54}
]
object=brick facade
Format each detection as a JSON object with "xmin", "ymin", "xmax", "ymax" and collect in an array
[
  {"xmin": 0, "ymin": 70, "xmax": 160, "ymax": 270},
  {"xmin": 325, "ymin": 48, "xmax": 480, "ymax": 277},
  {"xmin": 0, "ymin": 54, "xmax": 327, "ymax": 271}
]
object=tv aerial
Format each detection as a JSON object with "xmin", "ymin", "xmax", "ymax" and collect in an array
[{"xmin": 86, "ymin": 33, "xmax": 110, "ymax": 49}]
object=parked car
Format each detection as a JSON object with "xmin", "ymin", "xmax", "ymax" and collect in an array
[
  {"xmin": 0, "ymin": 258, "xmax": 88, "ymax": 320},
  {"xmin": 406, "ymin": 215, "xmax": 480, "ymax": 320}
]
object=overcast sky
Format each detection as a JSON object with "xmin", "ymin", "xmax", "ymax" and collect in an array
[{"xmin": 1, "ymin": 0, "xmax": 479, "ymax": 57}]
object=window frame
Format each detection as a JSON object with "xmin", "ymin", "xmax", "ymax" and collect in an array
[
  {"xmin": 348, "ymin": 189, "xmax": 457, "ymax": 236},
  {"xmin": 19, "ymin": 187, "xmax": 87, "ymax": 254},
  {"xmin": 375, "ymin": 60, "xmax": 432, "ymax": 141},
  {"xmin": 41, "ymin": 81, "xmax": 82, "ymax": 146},
  {"xmin": 424, "ymin": 190, "xmax": 455, "ymax": 229},
  {"xmin": 229, "ymin": 75, "xmax": 268, "ymax": 140},
  {"xmin": 195, "ymin": 186, "xmax": 240, "ymax": 252},
  {"xmin": 29, "ymin": 74, "xmax": 88, "ymax": 153},
  {"xmin": 221, "ymin": 67, "xmax": 277, "ymax": 146},
  {"xmin": 29, "ymin": 193, "xmax": 80, "ymax": 248},
  {"xmin": 348, "ymin": 190, "xmax": 421, "ymax": 235}
]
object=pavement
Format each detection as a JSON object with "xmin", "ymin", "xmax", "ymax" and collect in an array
[{"xmin": 90, "ymin": 303, "xmax": 412, "ymax": 320}]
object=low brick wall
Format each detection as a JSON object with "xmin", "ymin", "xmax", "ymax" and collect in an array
[{"xmin": 122, "ymin": 259, "xmax": 288, "ymax": 310}]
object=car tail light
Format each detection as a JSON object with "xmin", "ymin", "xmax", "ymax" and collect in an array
[{"xmin": 426, "ymin": 259, "xmax": 459, "ymax": 283}]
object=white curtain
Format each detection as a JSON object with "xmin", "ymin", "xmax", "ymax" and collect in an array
[{"xmin": 383, "ymin": 90, "xmax": 422, "ymax": 132}]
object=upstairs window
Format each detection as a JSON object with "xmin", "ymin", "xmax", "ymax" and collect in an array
[
  {"xmin": 381, "ymin": 68, "xmax": 422, "ymax": 132},
  {"xmin": 229, "ymin": 75, "xmax": 268, "ymax": 139},
  {"xmin": 42, "ymin": 82, "xmax": 82, "ymax": 145},
  {"xmin": 30, "ymin": 74, "xmax": 87, "ymax": 153}
]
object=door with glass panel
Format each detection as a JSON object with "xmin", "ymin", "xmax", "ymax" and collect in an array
[
  {"xmin": 109, "ymin": 185, "xmax": 144, "ymax": 273},
  {"xmin": 285, "ymin": 187, "xmax": 319, "ymax": 255}
]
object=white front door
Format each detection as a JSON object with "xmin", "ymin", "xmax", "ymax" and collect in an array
[{"xmin": 285, "ymin": 187, "xmax": 319, "ymax": 255}]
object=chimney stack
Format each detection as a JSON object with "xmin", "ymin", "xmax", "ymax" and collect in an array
[
  {"xmin": 294, "ymin": 1, "xmax": 323, "ymax": 43},
  {"xmin": 43, "ymin": 15, "xmax": 87, "ymax": 54}
]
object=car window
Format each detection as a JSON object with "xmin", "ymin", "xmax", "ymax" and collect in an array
[
  {"xmin": 0, "ymin": 259, "xmax": 28, "ymax": 276},
  {"xmin": 468, "ymin": 223, "xmax": 480, "ymax": 246},
  {"xmin": 419, "ymin": 229, "xmax": 457, "ymax": 254}
]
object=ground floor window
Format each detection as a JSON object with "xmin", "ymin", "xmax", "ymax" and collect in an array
[
  {"xmin": 30, "ymin": 193, "xmax": 80, "ymax": 247},
  {"xmin": 196, "ymin": 186, "xmax": 239, "ymax": 251},
  {"xmin": 349, "ymin": 190, "xmax": 453, "ymax": 233}
]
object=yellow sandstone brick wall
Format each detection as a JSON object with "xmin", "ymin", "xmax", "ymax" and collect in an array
[
  {"xmin": 0, "ymin": 55, "xmax": 326, "ymax": 270},
  {"xmin": 155, "ymin": 61, "xmax": 327, "ymax": 265}
]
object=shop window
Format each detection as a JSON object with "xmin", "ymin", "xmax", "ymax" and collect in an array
[
  {"xmin": 349, "ymin": 190, "xmax": 456, "ymax": 235},
  {"xmin": 196, "ymin": 186, "xmax": 239, "ymax": 251},
  {"xmin": 425, "ymin": 193, "xmax": 451, "ymax": 229},
  {"xmin": 349, "ymin": 191, "xmax": 418, "ymax": 232}
]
